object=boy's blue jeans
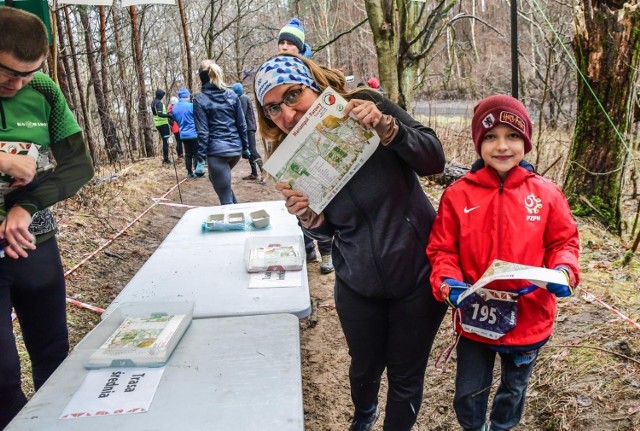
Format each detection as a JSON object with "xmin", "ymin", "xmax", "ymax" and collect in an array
[{"xmin": 454, "ymin": 336, "xmax": 537, "ymax": 431}]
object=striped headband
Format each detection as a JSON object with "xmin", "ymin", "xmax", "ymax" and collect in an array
[{"xmin": 254, "ymin": 56, "xmax": 321, "ymax": 106}]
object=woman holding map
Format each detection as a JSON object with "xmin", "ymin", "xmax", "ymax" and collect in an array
[{"xmin": 253, "ymin": 53, "xmax": 448, "ymax": 431}]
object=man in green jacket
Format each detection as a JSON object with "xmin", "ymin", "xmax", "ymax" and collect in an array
[{"xmin": 0, "ymin": 7, "xmax": 94, "ymax": 428}]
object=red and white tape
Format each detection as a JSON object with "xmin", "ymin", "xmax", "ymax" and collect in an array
[
  {"xmin": 579, "ymin": 286, "xmax": 640, "ymax": 330},
  {"xmin": 63, "ymin": 179, "xmax": 189, "ymax": 314}
]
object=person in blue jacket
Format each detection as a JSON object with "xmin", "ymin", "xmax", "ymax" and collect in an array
[
  {"xmin": 193, "ymin": 60, "xmax": 250, "ymax": 204},
  {"xmin": 171, "ymin": 87, "xmax": 199, "ymax": 178}
]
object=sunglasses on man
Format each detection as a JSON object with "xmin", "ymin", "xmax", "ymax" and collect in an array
[{"xmin": 0, "ymin": 61, "xmax": 42, "ymax": 79}]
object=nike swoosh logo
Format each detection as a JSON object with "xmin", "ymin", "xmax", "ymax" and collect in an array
[{"xmin": 464, "ymin": 206, "xmax": 480, "ymax": 214}]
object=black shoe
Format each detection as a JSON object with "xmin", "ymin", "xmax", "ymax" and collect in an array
[
  {"xmin": 306, "ymin": 249, "xmax": 317, "ymax": 262},
  {"xmin": 348, "ymin": 406, "xmax": 379, "ymax": 431}
]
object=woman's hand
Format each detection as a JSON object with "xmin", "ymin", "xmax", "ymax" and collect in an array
[
  {"xmin": 344, "ymin": 99, "xmax": 383, "ymax": 130},
  {"xmin": 275, "ymin": 182, "xmax": 323, "ymax": 228},
  {"xmin": 344, "ymin": 99, "xmax": 398, "ymax": 144},
  {"xmin": 275, "ymin": 182, "xmax": 310, "ymax": 217}
]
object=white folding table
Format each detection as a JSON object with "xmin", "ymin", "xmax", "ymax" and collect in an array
[
  {"xmin": 6, "ymin": 314, "xmax": 304, "ymax": 430},
  {"xmin": 103, "ymin": 201, "xmax": 311, "ymax": 319}
]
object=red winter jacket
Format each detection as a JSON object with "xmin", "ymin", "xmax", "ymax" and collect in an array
[
  {"xmin": 168, "ymin": 104, "xmax": 179, "ymax": 134},
  {"xmin": 427, "ymin": 164, "xmax": 580, "ymax": 347}
]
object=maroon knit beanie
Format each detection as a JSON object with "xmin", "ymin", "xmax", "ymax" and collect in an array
[{"xmin": 471, "ymin": 94, "xmax": 532, "ymax": 155}]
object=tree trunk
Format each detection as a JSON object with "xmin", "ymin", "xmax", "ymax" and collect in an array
[
  {"xmin": 78, "ymin": 6, "xmax": 120, "ymax": 163},
  {"xmin": 364, "ymin": 0, "xmax": 456, "ymax": 109},
  {"xmin": 64, "ymin": 6, "xmax": 96, "ymax": 164},
  {"xmin": 112, "ymin": 9, "xmax": 138, "ymax": 158},
  {"xmin": 130, "ymin": 6, "xmax": 155, "ymax": 158},
  {"xmin": 364, "ymin": 0, "xmax": 398, "ymax": 102},
  {"xmin": 177, "ymin": 0, "xmax": 193, "ymax": 91},
  {"xmin": 51, "ymin": 9, "xmax": 71, "ymax": 109},
  {"xmin": 564, "ymin": 2, "xmax": 640, "ymax": 234},
  {"xmin": 99, "ymin": 7, "xmax": 110, "ymax": 105}
]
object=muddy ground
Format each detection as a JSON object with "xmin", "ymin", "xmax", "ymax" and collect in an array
[{"xmin": 15, "ymin": 157, "xmax": 640, "ymax": 430}]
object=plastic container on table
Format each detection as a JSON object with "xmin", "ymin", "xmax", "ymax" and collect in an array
[{"xmin": 77, "ymin": 301, "xmax": 194, "ymax": 369}]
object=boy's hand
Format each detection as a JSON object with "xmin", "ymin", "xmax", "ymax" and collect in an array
[
  {"xmin": 440, "ymin": 278, "xmax": 469, "ymax": 308},
  {"xmin": 546, "ymin": 266, "xmax": 574, "ymax": 297}
]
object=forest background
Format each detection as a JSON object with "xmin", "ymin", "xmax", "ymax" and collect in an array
[{"xmin": 43, "ymin": 0, "xmax": 640, "ymax": 237}]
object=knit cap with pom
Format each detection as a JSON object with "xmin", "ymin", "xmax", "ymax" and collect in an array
[{"xmin": 278, "ymin": 18, "xmax": 305, "ymax": 53}]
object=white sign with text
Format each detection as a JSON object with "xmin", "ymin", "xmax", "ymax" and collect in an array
[{"xmin": 60, "ymin": 367, "xmax": 164, "ymax": 419}]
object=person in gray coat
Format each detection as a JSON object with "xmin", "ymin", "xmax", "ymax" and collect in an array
[
  {"xmin": 254, "ymin": 53, "xmax": 447, "ymax": 431},
  {"xmin": 231, "ymin": 82, "xmax": 266, "ymax": 183},
  {"xmin": 194, "ymin": 59, "xmax": 250, "ymax": 204}
]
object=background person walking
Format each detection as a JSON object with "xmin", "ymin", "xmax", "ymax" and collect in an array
[
  {"xmin": 194, "ymin": 60, "xmax": 250, "ymax": 205},
  {"xmin": 232, "ymin": 82, "xmax": 266, "ymax": 184},
  {"xmin": 171, "ymin": 87, "xmax": 199, "ymax": 178},
  {"xmin": 151, "ymin": 88, "xmax": 173, "ymax": 165}
]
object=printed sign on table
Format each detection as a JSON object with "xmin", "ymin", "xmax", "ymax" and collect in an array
[{"xmin": 60, "ymin": 367, "xmax": 164, "ymax": 419}]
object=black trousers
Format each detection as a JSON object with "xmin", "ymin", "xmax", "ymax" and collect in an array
[
  {"xmin": 182, "ymin": 138, "xmax": 198, "ymax": 174},
  {"xmin": 335, "ymin": 278, "xmax": 447, "ymax": 430},
  {"xmin": 156, "ymin": 124, "xmax": 171, "ymax": 161},
  {"xmin": 0, "ymin": 238, "xmax": 68, "ymax": 429}
]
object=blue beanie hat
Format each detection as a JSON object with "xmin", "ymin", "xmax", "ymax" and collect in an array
[
  {"xmin": 278, "ymin": 18, "xmax": 305, "ymax": 53},
  {"xmin": 254, "ymin": 55, "xmax": 321, "ymax": 106},
  {"xmin": 231, "ymin": 83, "xmax": 243, "ymax": 96},
  {"xmin": 178, "ymin": 87, "xmax": 190, "ymax": 99}
]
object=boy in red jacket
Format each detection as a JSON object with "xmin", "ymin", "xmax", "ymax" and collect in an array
[{"xmin": 426, "ymin": 94, "xmax": 580, "ymax": 431}]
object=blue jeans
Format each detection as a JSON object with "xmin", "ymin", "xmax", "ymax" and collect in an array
[
  {"xmin": 303, "ymin": 233, "xmax": 332, "ymax": 256},
  {"xmin": 206, "ymin": 155, "xmax": 240, "ymax": 205},
  {"xmin": 0, "ymin": 238, "xmax": 69, "ymax": 429},
  {"xmin": 454, "ymin": 336, "xmax": 537, "ymax": 431}
]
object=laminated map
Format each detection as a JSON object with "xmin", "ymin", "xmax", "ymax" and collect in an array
[
  {"xmin": 263, "ymin": 87, "xmax": 380, "ymax": 213},
  {"xmin": 456, "ymin": 259, "xmax": 570, "ymax": 304}
]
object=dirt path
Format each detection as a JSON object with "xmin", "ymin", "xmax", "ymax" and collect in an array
[{"xmin": 32, "ymin": 157, "xmax": 640, "ymax": 430}]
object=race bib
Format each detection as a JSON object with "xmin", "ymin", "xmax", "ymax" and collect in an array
[{"xmin": 459, "ymin": 288, "xmax": 518, "ymax": 340}]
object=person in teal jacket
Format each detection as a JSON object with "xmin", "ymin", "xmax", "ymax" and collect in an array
[{"xmin": 0, "ymin": 7, "xmax": 94, "ymax": 428}]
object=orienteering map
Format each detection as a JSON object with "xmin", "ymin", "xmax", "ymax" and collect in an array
[{"xmin": 263, "ymin": 87, "xmax": 379, "ymax": 213}]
